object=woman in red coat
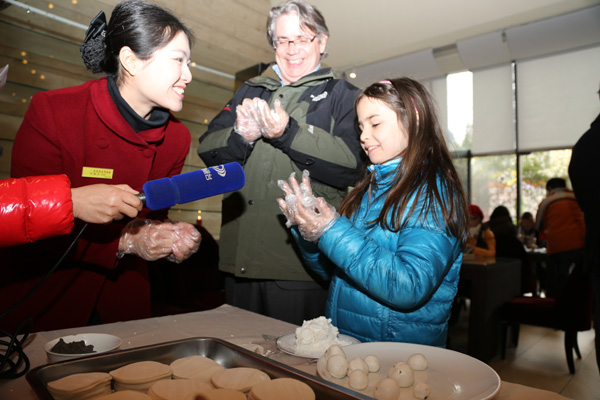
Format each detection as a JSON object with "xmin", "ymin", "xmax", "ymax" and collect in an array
[
  {"xmin": 1, "ymin": 1, "xmax": 200, "ymax": 333},
  {"xmin": 0, "ymin": 66, "xmax": 143, "ymax": 248}
]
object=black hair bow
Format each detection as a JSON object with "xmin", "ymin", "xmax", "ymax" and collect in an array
[{"xmin": 84, "ymin": 11, "xmax": 106, "ymax": 43}]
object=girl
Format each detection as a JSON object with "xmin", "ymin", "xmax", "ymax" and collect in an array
[
  {"xmin": 2, "ymin": 1, "xmax": 200, "ymax": 333},
  {"xmin": 278, "ymin": 77, "xmax": 469, "ymax": 346}
]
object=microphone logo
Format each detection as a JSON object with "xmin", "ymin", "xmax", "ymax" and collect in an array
[
  {"xmin": 202, "ymin": 164, "xmax": 227, "ymax": 181},
  {"xmin": 213, "ymin": 165, "xmax": 227, "ymax": 177}
]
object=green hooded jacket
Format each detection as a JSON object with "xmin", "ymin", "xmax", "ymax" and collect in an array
[{"xmin": 198, "ymin": 65, "xmax": 363, "ymax": 281}]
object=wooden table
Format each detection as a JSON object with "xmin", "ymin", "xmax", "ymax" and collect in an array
[
  {"xmin": 0, "ymin": 305, "xmax": 569, "ymax": 399},
  {"xmin": 459, "ymin": 255, "xmax": 522, "ymax": 362}
]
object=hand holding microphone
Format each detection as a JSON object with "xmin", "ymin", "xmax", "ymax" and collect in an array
[{"xmin": 72, "ymin": 183, "xmax": 143, "ymax": 224}]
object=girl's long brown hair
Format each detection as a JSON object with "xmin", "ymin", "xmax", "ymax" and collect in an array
[{"xmin": 338, "ymin": 77, "xmax": 469, "ymax": 242}]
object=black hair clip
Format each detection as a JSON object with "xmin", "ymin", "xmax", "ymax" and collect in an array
[{"xmin": 84, "ymin": 11, "xmax": 106, "ymax": 44}]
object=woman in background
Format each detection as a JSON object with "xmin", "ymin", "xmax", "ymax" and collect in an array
[{"xmin": 465, "ymin": 204, "xmax": 496, "ymax": 257}]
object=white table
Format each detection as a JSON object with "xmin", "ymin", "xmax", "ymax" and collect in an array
[{"xmin": 0, "ymin": 305, "xmax": 570, "ymax": 399}]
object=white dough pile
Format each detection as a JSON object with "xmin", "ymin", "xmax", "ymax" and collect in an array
[{"xmin": 295, "ymin": 317, "xmax": 352, "ymax": 353}]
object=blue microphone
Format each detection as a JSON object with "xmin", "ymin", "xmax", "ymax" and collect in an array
[{"xmin": 138, "ymin": 162, "xmax": 245, "ymax": 210}]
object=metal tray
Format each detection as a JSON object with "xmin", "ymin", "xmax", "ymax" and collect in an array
[{"xmin": 26, "ymin": 337, "xmax": 370, "ymax": 400}]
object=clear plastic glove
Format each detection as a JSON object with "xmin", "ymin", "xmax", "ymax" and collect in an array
[
  {"xmin": 118, "ymin": 219, "xmax": 176, "ymax": 261},
  {"xmin": 234, "ymin": 99, "xmax": 262, "ymax": 143},
  {"xmin": 277, "ymin": 170, "xmax": 339, "ymax": 242},
  {"xmin": 165, "ymin": 221, "xmax": 201, "ymax": 263},
  {"xmin": 71, "ymin": 184, "xmax": 143, "ymax": 224},
  {"xmin": 254, "ymin": 98, "xmax": 289, "ymax": 139},
  {"xmin": 277, "ymin": 170, "xmax": 313, "ymax": 227}
]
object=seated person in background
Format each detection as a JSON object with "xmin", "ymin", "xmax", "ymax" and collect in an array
[
  {"xmin": 465, "ymin": 204, "xmax": 496, "ymax": 257},
  {"xmin": 517, "ymin": 211, "xmax": 539, "ymax": 249},
  {"xmin": 489, "ymin": 206, "xmax": 537, "ymax": 294},
  {"xmin": 488, "ymin": 205, "xmax": 517, "ymax": 237}
]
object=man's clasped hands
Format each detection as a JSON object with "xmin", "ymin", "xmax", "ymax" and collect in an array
[{"xmin": 234, "ymin": 98, "xmax": 290, "ymax": 141}]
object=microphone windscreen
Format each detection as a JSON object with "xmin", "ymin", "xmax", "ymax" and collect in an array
[{"xmin": 142, "ymin": 162, "xmax": 245, "ymax": 210}]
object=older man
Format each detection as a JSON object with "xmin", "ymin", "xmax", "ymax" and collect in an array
[{"xmin": 198, "ymin": 0, "xmax": 363, "ymax": 324}]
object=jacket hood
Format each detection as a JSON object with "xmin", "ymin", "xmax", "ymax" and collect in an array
[{"xmin": 246, "ymin": 64, "xmax": 336, "ymax": 91}]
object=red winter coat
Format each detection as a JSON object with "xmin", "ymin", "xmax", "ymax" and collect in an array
[
  {"xmin": 0, "ymin": 77, "xmax": 190, "ymax": 333},
  {"xmin": 0, "ymin": 175, "xmax": 74, "ymax": 247}
]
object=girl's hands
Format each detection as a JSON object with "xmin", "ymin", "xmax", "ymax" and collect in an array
[{"xmin": 277, "ymin": 170, "xmax": 339, "ymax": 242}]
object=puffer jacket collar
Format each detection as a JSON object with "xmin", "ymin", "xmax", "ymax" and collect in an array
[{"xmin": 368, "ymin": 158, "xmax": 401, "ymax": 191}]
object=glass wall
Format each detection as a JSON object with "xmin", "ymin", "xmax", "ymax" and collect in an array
[
  {"xmin": 519, "ymin": 149, "xmax": 573, "ymax": 219},
  {"xmin": 446, "ymin": 67, "xmax": 579, "ymax": 225},
  {"xmin": 471, "ymin": 154, "xmax": 517, "ymax": 223}
]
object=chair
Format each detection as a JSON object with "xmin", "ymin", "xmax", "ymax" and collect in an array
[
  {"xmin": 499, "ymin": 255, "xmax": 593, "ymax": 374},
  {"xmin": 494, "ymin": 233, "xmax": 537, "ymax": 295}
]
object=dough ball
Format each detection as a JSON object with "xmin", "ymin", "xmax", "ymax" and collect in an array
[
  {"xmin": 326, "ymin": 354, "xmax": 348, "ymax": 379},
  {"xmin": 386, "ymin": 361, "xmax": 414, "ymax": 388},
  {"xmin": 324, "ymin": 344, "xmax": 346, "ymax": 361},
  {"xmin": 346, "ymin": 357, "xmax": 369, "ymax": 376},
  {"xmin": 407, "ymin": 353, "xmax": 428, "ymax": 371},
  {"xmin": 413, "ymin": 381, "xmax": 431, "ymax": 399},
  {"xmin": 348, "ymin": 369, "xmax": 369, "ymax": 390},
  {"xmin": 373, "ymin": 378, "xmax": 401, "ymax": 400},
  {"xmin": 364, "ymin": 354, "xmax": 380, "ymax": 373}
]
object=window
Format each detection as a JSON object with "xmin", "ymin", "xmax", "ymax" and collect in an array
[{"xmin": 447, "ymin": 71, "xmax": 473, "ymax": 151}]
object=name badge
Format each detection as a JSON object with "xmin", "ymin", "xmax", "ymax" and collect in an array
[{"xmin": 82, "ymin": 166, "xmax": 114, "ymax": 180}]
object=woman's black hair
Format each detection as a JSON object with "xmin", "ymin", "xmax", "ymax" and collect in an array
[{"xmin": 81, "ymin": 0, "xmax": 193, "ymax": 80}]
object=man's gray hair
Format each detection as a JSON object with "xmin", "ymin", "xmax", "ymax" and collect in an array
[{"xmin": 266, "ymin": 0, "xmax": 329, "ymax": 50}]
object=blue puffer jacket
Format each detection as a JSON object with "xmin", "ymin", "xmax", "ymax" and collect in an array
[{"xmin": 294, "ymin": 159, "xmax": 463, "ymax": 347}]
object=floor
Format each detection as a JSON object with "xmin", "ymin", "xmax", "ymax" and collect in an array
[{"xmin": 448, "ymin": 302, "xmax": 600, "ymax": 400}]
